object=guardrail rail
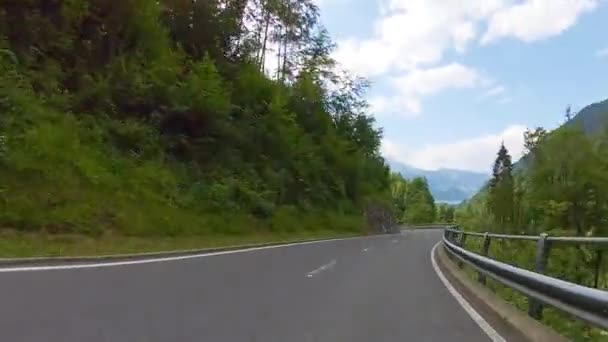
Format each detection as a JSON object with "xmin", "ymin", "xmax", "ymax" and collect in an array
[{"xmin": 442, "ymin": 227, "xmax": 608, "ymax": 330}]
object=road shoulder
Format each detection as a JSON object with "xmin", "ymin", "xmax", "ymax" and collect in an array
[{"xmin": 434, "ymin": 243, "xmax": 569, "ymax": 342}]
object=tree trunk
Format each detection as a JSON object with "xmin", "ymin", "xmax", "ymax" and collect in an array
[
  {"xmin": 281, "ymin": 36, "xmax": 288, "ymax": 82},
  {"xmin": 280, "ymin": 2, "xmax": 290, "ymax": 82},
  {"xmin": 233, "ymin": 0, "xmax": 249, "ymax": 54},
  {"xmin": 254, "ymin": 0, "xmax": 265, "ymax": 64},
  {"xmin": 276, "ymin": 26, "xmax": 282, "ymax": 81},
  {"xmin": 259, "ymin": 9, "xmax": 271, "ymax": 72}
]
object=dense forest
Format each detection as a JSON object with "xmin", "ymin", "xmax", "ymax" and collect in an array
[
  {"xmin": 390, "ymin": 173, "xmax": 447, "ymax": 224},
  {"xmin": 0, "ymin": 0, "xmax": 401, "ymax": 239}
]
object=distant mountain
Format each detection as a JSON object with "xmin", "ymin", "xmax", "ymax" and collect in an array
[
  {"xmin": 387, "ymin": 159, "xmax": 489, "ymax": 204},
  {"xmin": 388, "ymin": 99, "xmax": 608, "ymax": 203},
  {"xmin": 569, "ymin": 98, "xmax": 608, "ymax": 134},
  {"xmin": 515, "ymin": 98, "xmax": 608, "ymax": 171}
]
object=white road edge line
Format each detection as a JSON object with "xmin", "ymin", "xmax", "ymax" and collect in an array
[
  {"xmin": 306, "ymin": 260, "xmax": 337, "ymax": 278},
  {"xmin": 430, "ymin": 242, "xmax": 507, "ymax": 342},
  {"xmin": 0, "ymin": 235, "xmax": 385, "ymax": 273}
]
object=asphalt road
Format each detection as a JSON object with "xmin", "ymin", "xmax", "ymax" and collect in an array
[{"xmin": 0, "ymin": 230, "xmax": 495, "ymax": 342}]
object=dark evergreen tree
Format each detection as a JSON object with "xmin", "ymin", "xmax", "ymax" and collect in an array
[{"xmin": 488, "ymin": 143, "xmax": 514, "ymax": 231}]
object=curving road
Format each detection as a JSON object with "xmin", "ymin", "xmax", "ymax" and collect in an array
[{"xmin": 0, "ymin": 230, "xmax": 504, "ymax": 341}]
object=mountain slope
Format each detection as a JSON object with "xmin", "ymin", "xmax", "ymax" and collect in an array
[
  {"xmin": 387, "ymin": 159, "xmax": 489, "ymax": 204},
  {"xmin": 569, "ymin": 98, "xmax": 608, "ymax": 134},
  {"xmin": 515, "ymin": 98, "xmax": 608, "ymax": 171}
]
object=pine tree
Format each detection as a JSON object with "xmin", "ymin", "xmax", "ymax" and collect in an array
[{"xmin": 488, "ymin": 143, "xmax": 514, "ymax": 231}]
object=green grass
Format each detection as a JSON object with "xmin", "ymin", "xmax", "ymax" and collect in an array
[
  {"xmin": 0, "ymin": 229, "xmax": 360, "ymax": 258},
  {"xmin": 482, "ymin": 275, "xmax": 608, "ymax": 342}
]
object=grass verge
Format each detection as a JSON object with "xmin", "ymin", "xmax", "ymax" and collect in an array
[
  {"xmin": 0, "ymin": 230, "xmax": 360, "ymax": 259},
  {"xmin": 458, "ymin": 257, "xmax": 608, "ymax": 342}
]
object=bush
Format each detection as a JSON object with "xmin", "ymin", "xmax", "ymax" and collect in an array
[{"xmin": 270, "ymin": 206, "xmax": 300, "ymax": 233}]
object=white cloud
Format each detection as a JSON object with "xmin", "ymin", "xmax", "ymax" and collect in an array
[
  {"xmin": 334, "ymin": 1, "xmax": 510, "ymax": 77},
  {"xmin": 334, "ymin": 0, "xmax": 599, "ymax": 118},
  {"xmin": 485, "ymin": 85, "xmax": 506, "ymax": 97},
  {"xmin": 376, "ymin": 63, "xmax": 488, "ymax": 116},
  {"xmin": 330, "ymin": 0, "xmax": 602, "ymax": 119},
  {"xmin": 597, "ymin": 47, "xmax": 608, "ymax": 59},
  {"xmin": 482, "ymin": 0, "xmax": 599, "ymax": 44},
  {"xmin": 393, "ymin": 63, "xmax": 482, "ymax": 97},
  {"xmin": 382, "ymin": 125, "xmax": 527, "ymax": 171},
  {"xmin": 333, "ymin": 1, "xmax": 509, "ymax": 77},
  {"xmin": 334, "ymin": 0, "xmax": 598, "ymax": 77},
  {"xmin": 395, "ymin": 63, "xmax": 483, "ymax": 114},
  {"xmin": 368, "ymin": 96, "xmax": 389, "ymax": 115},
  {"xmin": 369, "ymin": 96, "xmax": 422, "ymax": 117},
  {"xmin": 452, "ymin": 21, "xmax": 477, "ymax": 53}
]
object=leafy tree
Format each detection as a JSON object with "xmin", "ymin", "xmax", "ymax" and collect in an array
[
  {"xmin": 524, "ymin": 127, "xmax": 548, "ymax": 154},
  {"xmin": 527, "ymin": 125, "xmax": 606, "ymax": 235},
  {"xmin": 437, "ymin": 203, "xmax": 455, "ymax": 223},
  {"xmin": 404, "ymin": 177, "xmax": 436, "ymax": 224},
  {"xmin": 390, "ymin": 173, "xmax": 408, "ymax": 220}
]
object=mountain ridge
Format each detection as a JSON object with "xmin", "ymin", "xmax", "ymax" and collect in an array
[
  {"xmin": 514, "ymin": 98, "xmax": 608, "ymax": 171},
  {"xmin": 386, "ymin": 159, "xmax": 489, "ymax": 204}
]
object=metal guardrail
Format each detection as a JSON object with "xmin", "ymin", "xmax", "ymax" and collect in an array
[{"xmin": 442, "ymin": 227, "xmax": 608, "ymax": 329}]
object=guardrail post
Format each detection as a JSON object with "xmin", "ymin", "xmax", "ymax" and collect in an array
[
  {"xmin": 478, "ymin": 233, "xmax": 491, "ymax": 284},
  {"xmin": 445, "ymin": 227, "xmax": 454, "ymax": 242},
  {"xmin": 528, "ymin": 233, "xmax": 552, "ymax": 320},
  {"xmin": 594, "ymin": 250, "xmax": 603, "ymax": 289},
  {"xmin": 456, "ymin": 232, "xmax": 467, "ymax": 268},
  {"xmin": 459, "ymin": 233, "xmax": 467, "ymax": 248}
]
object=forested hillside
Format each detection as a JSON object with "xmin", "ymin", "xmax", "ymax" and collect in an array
[
  {"xmin": 455, "ymin": 107, "xmax": 608, "ymax": 341},
  {"xmin": 458, "ymin": 105, "xmax": 608, "ymax": 237},
  {"xmin": 0, "ymin": 0, "xmax": 397, "ymax": 249},
  {"xmin": 515, "ymin": 100, "xmax": 608, "ymax": 171}
]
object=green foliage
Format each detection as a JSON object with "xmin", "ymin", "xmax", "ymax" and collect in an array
[
  {"xmin": 176, "ymin": 56, "xmax": 231, "ymax": 116},
  {"xmin": 456, "ymin": 109, "xmax": 608, "ymax": 340},
  {"xmin": 527, "ymin": 125, "xmax": 607, "ymax": 235},
  {"xmin": 459, "ymin": 121, "xmax": 608, "ymax": 238},
  {"xmin": 404, "ymin": 177, "xmax": 436, "ymax": 224},
  {"xmin": 390, "ymin": 174, "xmax": 437, "ymax": 224},
  {"xmin": 390, "ymin": 173, "xmax": 408, "ymax": 217},
  {"xmin": 437, "ymin": 203, "xmax": 455, "ymax": 223},
  {"xmin": 0, "ymin": 0, "xmax": 390, "ymax": 237}
]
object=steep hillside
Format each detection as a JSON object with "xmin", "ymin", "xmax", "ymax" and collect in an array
[
  {"xmin": 515, "ymin": 98, "xmax": 608, "ymax": 171},
  {"xmin": 569, "ymin": 98, "xmax": 608, "ymax": 134},
  {"xmin": 0, "ymin": 0, "xmax": 393, "ymax": 254}
]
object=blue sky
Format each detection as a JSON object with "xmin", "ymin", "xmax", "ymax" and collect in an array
[{"xmin": 315, "ymin": 0, "xmax": 608, "ymax": 172}]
